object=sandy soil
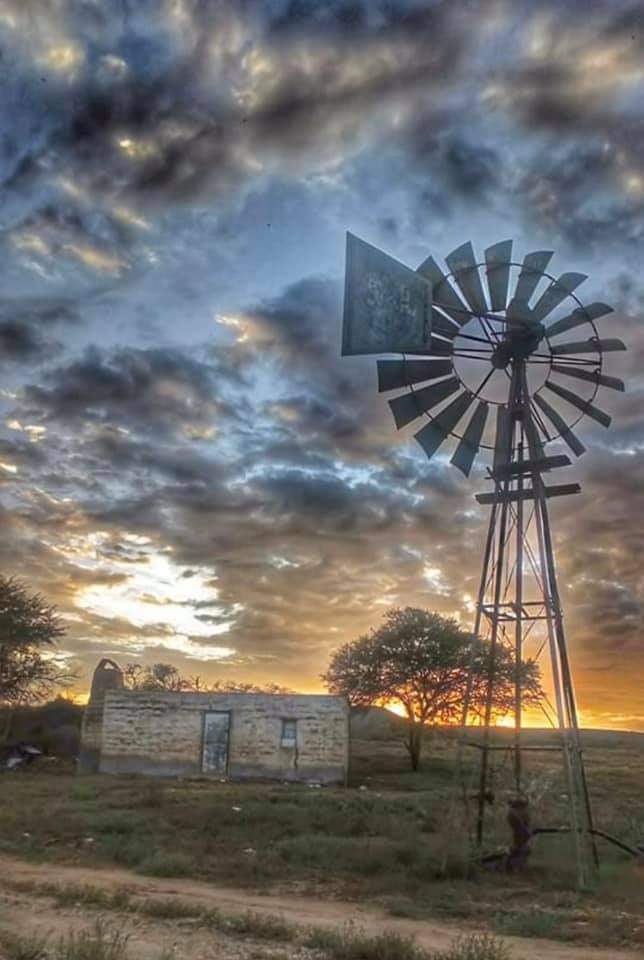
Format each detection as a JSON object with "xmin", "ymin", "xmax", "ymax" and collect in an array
[{"xmin": 0, "ymin": 855, "xmax": 638, "ymax": 960}]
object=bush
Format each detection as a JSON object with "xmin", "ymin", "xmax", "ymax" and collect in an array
[
  {"xmin": 433, "ymin": 936, "xmax": 511, "ymax": 960},
  {"xmin": 304, "ymin": 925, "xmax": 425, "ymax": 960},
  {"xmin": 55, "ymin": 923, "xmax": 129, "ymax": 960},
  {"xmin": 136, "ymin": 851, "xmax": 198, "ymax": 877},
  {"xmin": 218, "ymin": 911, "xmax": 294, "ymax": 941},
  {"xmin": 96, "ymin": 835, "xmax": 148, "ymax": 868},
  {"xmin": 0, "ymin": 931, "xmax": 48, "ymax": 960},
  {"xmin": 493, "ymin": 908, "xmax": 562, "ymax": 939}
]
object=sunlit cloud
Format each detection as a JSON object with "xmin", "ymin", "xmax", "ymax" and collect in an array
[
  {"xmin": 0, "ymin": 0, "xmax": 641, "ymax": 721},
  {"xmin": 75, "ymin": 549, "xmax": 228, "ymax": 632},
  {"xmin": 39, "ymin": 43, "xmax": 84, "ymax": 74},
  {"xmin": 62, "ymin": 245, "xmax": 126, "ymax": 274},
  {"xmin": 117, "ymin": 137, "xmax": 159, "ymax": 160}
]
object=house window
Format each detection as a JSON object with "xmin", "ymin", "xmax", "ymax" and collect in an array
[{"xmin": 281, "ymin": 718, "xmax": 297, "ymax": 747}]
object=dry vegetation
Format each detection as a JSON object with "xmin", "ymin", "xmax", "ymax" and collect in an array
[{"xmin": 0, "ymin": 725, "xmax": 643, "ymax": 956}]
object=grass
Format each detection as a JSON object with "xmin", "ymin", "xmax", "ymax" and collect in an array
[
  {"xmin": 0, "ymin": 729, "xmax": 643, "ymax": 948},
  {"xmin": 304, "ymin": 926, "xmax": 428, "ymax": 959},
  {"xmin": 302, "ymin": 928, "xmax": 510, "ymax": 960},
  {"xmin": 493, "ymin": 907, "xmax": 563, "ymax": 940},
  {"xmin": 4, "ymin": 876, "xmax": 295, "ymax": 943},
  {"xmin": 433, "ymin": 936, "xmax": 511, "ymax": 960},
  {"xmin": 0, "ymin": 923, "xmax": 137, "ymax": 960},
  {"xmin": 0, "ymin": 921, "xmax": 510, "ymax": 960}
]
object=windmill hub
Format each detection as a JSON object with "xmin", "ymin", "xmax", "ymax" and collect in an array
[{"xmin": 491, "ymin": 320, "xmax": 546, "ymax": 368}]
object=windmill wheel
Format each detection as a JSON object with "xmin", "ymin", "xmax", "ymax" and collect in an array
[{"xmin": 376, "ymin": 241, "xmax": 626, "ymax": 476}]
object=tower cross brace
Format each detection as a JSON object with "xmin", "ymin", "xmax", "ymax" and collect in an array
[{"xmin": 460, "ymin": 360, "xmax": 598, "ymax": 888}]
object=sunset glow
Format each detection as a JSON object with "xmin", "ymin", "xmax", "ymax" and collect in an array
[{"xmin": 0, "ymin": 1, "xmax": 641, "ymax": 727}]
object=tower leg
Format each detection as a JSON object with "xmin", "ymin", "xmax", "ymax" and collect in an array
[{"xmin": 458, "ymin": 364, "xmax": 598, "ymax": 889}]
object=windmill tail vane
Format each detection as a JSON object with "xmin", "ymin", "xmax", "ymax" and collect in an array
[{"xmin": 341, "ymin": 232, "xmax": 627, "ymax": 888}]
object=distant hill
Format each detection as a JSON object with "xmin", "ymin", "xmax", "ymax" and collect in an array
[
  {"xmin": 350, "ymin": 706, "xmax": 409, "ymax": 739},
  {"xmin": 349, "ymin": 710, "xmax": 644, "ymax": 751}
]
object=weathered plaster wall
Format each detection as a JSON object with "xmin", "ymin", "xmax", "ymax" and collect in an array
[
  {"xmin": 78, "ymin": 659, "xmax": 124, "ymax": 773},
  {"xmin": 98, "ymin": 691, "xmax": 349, "ymax": 782},
  {"xmin": 78, "ymin": 701, "xmax": 104, "ymax": 773}
]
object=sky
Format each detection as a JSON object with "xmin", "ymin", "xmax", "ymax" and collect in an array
[{"xmin": 1, "ymin": 0, "xmax": 643, "ymax": 728}]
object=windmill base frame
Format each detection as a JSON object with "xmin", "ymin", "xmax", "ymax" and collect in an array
[{"xmin": 457, "ymin": 361, "xmax": 598, "ymax": 890}]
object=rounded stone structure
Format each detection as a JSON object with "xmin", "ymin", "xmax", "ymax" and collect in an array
[{"xmin": 78, "ymin": 658, "xmax": 124, "ymax": 773}]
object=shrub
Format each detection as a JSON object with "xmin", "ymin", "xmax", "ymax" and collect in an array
[
  {"xmin": 136, "ymin": 851, "xmax": 198, "ymax": 877},
  {"xmin": 0, "ymin": 931, "xmax": 48, "ymax": 960},
  {"xmin": 55, "ymin": 923, "xmax": 129, "ymax": 960},
  {"xmin": 218, "ymin": 911, "xmax": 294, "ymax": 941},
  {"xmin": 434, "ymin": 935, "xmax": 511, "ymax": 960},
  {"xmin": 304, "ymin": 925, "xmax": 426, "ymax": 960},
  {"xmin": 493, "ymin": 908, "xmax": 562, "ymax": 939},
  {"xmin": 96, "ymin": 835, "xmax": 148, "ymax": 868}
]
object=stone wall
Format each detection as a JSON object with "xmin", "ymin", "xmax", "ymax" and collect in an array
[
  {"xmin": 97, "ymin": 690, "xmax": 349, "ymax": 783},
  {"xmin": 78, "ymin": 659, "xmax": 124, "ymax": 773}
]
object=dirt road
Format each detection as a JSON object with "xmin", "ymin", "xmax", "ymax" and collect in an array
[{"xmin": 0, "ymin": 855, "xmax": 638, "ymax": 960}]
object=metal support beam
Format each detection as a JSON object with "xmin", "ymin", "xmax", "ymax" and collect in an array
[
  {"xmin": 458, "ymin": 361, "xmax": 598, "ymax": 891},
  {"xmin": 475, "ymin": 483, "xmax": 581, "ymax": 505},
  {"xmin": 491, "ymin": 454, "xmax": 571, "ymax": 479}
]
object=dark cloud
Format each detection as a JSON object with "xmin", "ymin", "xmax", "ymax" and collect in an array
[
  {"xmin": 0, "ymin": 320, "xmax": 47, "ymax": 361},
  {"xmin": 0, "ymin": 0, "xmax": 642, "ymax": 720},
  {"xmin": 0, "ymin": 297, "xmax": 77, "ymax": 362},
  {"xmin": 22, "ymin": 345, "xmax": 241, "ymax": 436}
]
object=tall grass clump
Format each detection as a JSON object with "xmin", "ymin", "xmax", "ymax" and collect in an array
[
  {"xmin": 433, "ymin": 934, "xmax": 511, "ymax": 960},
  {"xmin": 304, "ymin": 925, "xmax": 426, "ymax": 960}
]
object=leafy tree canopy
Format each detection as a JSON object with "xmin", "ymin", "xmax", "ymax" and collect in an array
[
  {"xmin": 323, "ymin": 607, "xmax": 543, "ymax": 769},
  {"xmin": 123, "ymin": 661, "xmax": 291, "ymax": 695},
  {"xmin": 0, "ymin": 576, "xmax": 71, "ymax": 716}
]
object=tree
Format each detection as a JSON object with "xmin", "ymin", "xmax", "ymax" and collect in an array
[
  {"xmin": 205, "ymin": 680, "xmax": 293, "ymax": 695},
  {"xmin": 323, "ymin": 607, "xmax": 543, "ymax": 771},
  {"xmin": 0, "ymin": 577, "xmax": 71, "ymax": 737},
  {"xmin": 124, "ymin": 662, "xmax": 293, "ymax": 695},
  {"xmin": 123, "ymin": 662, "xmax": 187, "ymax": 691}
]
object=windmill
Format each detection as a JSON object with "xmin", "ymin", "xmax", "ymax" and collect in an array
[{"xmin": 342, "ymin": 233, "xmax": 626, "ymax": 888}]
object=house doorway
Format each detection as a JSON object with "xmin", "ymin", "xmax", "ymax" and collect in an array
[{"xmin": 202, "ymin": 711, "xmax": 230, "ymax": 774}]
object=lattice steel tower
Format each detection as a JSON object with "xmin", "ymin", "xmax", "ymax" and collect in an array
[{"xmin": 342, "ymin": 235, "xmax": 626, "ymax": 887}]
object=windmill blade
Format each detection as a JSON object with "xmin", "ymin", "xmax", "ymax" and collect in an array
[
  {"xmin": 484, "ymin": 240, "xmax": 513, "ymax": 311},
  {"xmin": 414, "ymin": 390, "xmax": 474, "ymax": 460},
  {"xmin": 551, "ymin": 337, "xmax": 626, "ymax": 356},
  {"xmin": 493, "ymin": 405, "xmax": 512, "ymax": 470},
  {"xmin": 506, "ymin": 297, "xmax": 537, "ymax": 327},
  {"xmin": 545, "ymin": 380, "xmax": 612, "ymax": 428},
  {"xmin": 546, "ymin": 302, "xmax": 613, "ymax": 339},
  {"xmin": 451, "ymin": 401, "xmax": 489, "ymax": 476},
  {"xmin": 533, "ymin": 394, "xmax": 586, "ymax": 456},
  {"xmin": 445, "ymin": 242, "xmax": 488, "ymax": 317},
  {"xmin": 431, "ymin": 308, "xmax": 459, "ymax": 339},
  {"xmin": 512, "ymin": 250, "xmax": 554, "ymax": 305},
  {"xmin": 417, "ymin": 256, "xmax": 470, "ymax": 326},
  {"xmin": 389, "ymin": 376, "xmax": 460, "ymax": 429},
  {"xmin": 530, "ymin": 272, "xmax": 587, "ymax": 324},
  {"xmin": 551, "ymin": 363, "xmax": 624, "ymax": 392},
  {"xmin": 377, "ymin": 358, "xmax": 453, "ymax": 392},
  {"xmin": 416, "ymin": 335, "xmax": 455, "ymax": 357}
]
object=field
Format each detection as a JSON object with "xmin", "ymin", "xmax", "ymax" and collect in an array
[{"xmin": 0, "ymin": 726, "xmax": 643, "ymax": 959}]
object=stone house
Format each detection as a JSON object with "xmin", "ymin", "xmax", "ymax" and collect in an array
[{"xmin": 79, "ymin": 659, "xmax": 349, "ymax": 783}]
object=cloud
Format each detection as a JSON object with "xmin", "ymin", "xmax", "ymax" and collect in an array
[
  {"xmin": 0, "ymin": 297, "xmax": 77, "ymax": 363},
  {"xmin": 0, "ymin": 0, "xmax": 642, "ymax": 721},
  {"xmin": 22, "ymin": 344, "xmax": 241, "ymax": 437}
]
